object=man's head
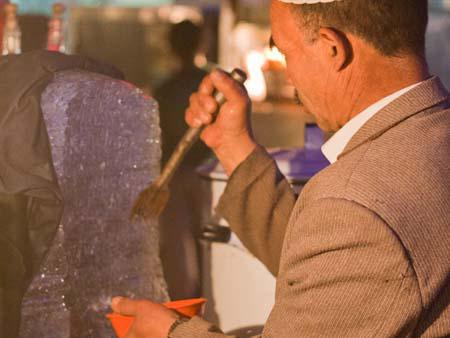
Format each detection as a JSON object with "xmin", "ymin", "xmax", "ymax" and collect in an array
[
  {"xmin": 270, "ymin": 0, "xmax": 429, "ymax": 131},
  {"xmin": 169, "ymin": 20, "xmax": 202, "ymax": 67}
]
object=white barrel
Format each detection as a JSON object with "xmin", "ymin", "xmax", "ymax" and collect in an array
[{"xmin": 197, "ymin": 147, "xmax": 329, "ymax": 334}]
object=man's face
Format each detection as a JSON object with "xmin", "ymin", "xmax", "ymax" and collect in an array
[{"xmin": 270, "ymin": 1, "xmax": 341, "ymax": 132}]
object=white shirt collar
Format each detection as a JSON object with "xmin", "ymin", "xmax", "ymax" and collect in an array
[{"xmin": 321, "ymin": 82, "xmax": 422, "ymax": 163}]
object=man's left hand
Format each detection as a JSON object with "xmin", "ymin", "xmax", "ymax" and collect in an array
[{"xmin": 111, "ymin": 297, "xmax": 179, "ymax": 338}]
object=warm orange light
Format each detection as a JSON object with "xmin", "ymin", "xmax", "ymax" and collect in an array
[
  {"xmin": 264, "ymin": 46, "xmax": 286, "ymax": 70},
  {"xmin": 244, "ymin": 50, "xmax": 267, "ymax": 102}
]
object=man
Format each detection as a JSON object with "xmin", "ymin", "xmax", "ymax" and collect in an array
[
  {"xmin": 155, "ymin": 20, "xmax": 210, "ymax": 168},
  {"xmin": 112, "ymin": 0, "xmax": 450, "ymax": 337},
  {"xmin": 154, "ymin": 20, "xmax": 210, "ymax": 301}
]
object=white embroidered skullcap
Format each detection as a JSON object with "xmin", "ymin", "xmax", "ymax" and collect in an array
[{"xmin": 278, "ymin": 0, "xmax": 341, "ymax": 4}]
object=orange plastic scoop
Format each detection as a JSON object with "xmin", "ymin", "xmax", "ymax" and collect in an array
[
  {"xmin": 106, "ymin": 313, "xmax": 134, "ymax": 338},
  {"xmin": 163, "ymin": 298, "xmax": 207, "ymax": 318},
  {"xmin": 107, "ymin": 298, "xmax": 207, "ymax": 338}
]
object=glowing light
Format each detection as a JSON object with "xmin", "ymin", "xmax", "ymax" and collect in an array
[
  {"xmin": 244, "ymin": 50, "xmax": 267, "ymax": 102},
  {"xmin": 138, "ymin": 8, "xmax": 156, "ymax": 24},
  {"xmin": 157, "ymin": 5, "xmax": 203, "ymax": 25},
  {"xmin": 194, "ymin": 53, "xmax": 208, "ymax": 68},
  {"xmin": 264, "ymin": 46, "xmax": 286, "ymax": 69}
]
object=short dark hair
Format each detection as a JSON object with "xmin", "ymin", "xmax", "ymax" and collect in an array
[
  {"xmin": 289, "ymin": 0, "xmax": 428, "ymax": 57},
  {"xmin": 169, "ymin": 20, "xmax": 202, "ymax": 62}
]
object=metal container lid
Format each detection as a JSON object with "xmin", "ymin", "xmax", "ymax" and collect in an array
[{"xmin": 196, "ymin": 147, "xmax": 329, "ymax": 184}]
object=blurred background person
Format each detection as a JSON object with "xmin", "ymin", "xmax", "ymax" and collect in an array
[{"xmin": 154, "ymin": 19, "xmax": 211, "ymax": 300}]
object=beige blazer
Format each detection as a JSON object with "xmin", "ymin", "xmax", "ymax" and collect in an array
[{"xmin": 171, "ymin": 77, "xmax": 450, "ymax": 338}]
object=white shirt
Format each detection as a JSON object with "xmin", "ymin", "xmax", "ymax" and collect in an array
[{"xmin": 321, "ymin": 82, "xmax": 421, "ymax": 163}]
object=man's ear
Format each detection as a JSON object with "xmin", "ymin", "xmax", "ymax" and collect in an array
[{"xmin": 317, "ymin": 27, "xmax": 353, "ymax": 71}]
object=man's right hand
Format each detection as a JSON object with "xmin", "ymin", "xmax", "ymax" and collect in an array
[{"xmin": 185, "ymin": 69, "xmax": 257, "ymax": 176}]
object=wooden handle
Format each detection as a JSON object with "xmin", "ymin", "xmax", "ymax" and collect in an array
[{"xmin": 156, "ymin": 68, "xmax": 247, "ymax": 187}]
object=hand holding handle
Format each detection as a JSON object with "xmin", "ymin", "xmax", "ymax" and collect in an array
[{"xmin": 156, "ymin": 69, "xmax": 247, "ymax": 187}]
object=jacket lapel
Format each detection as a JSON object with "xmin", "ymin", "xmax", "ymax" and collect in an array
[{"xmin": 338, "ymin": 76, "xmax": 449, "ymax": 160}]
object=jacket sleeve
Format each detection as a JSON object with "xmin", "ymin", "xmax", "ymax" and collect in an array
[
  {"xmin": 216, "ymin": 146, "xmax": 297, "ymax": 276},
  {"xmin": 262, "ymin": 198, "xmax": 421, "ymax": 337},
  {"xmin": 171, "ymin": 198, "xmax": 421, "ymax": 338}
]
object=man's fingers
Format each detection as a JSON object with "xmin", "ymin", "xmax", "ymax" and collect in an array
[
  {"xmin": 210, "ymin": 69, "xmax": 249, "ymax": 105},
  {"xmin": 189, "ymin": 93, "xmax": 218, "ymax": 115},
  {"xmin": 185, "ymin": 108, "xmax": 202, "ymax": 128},
  {"xmin": 186, "ymin": 93, "xmax": 217, "ymax": 127},
  {"xmin": 200, "ymin": 69, "xmax": 249, "ymax": 105},
  {"xmin": 111, "ymin": 297, "xmax": 140, "ymax": 316},
  {"xmin": 198, "ymin": 75, "xmax": 215, "ymax": 95}
]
